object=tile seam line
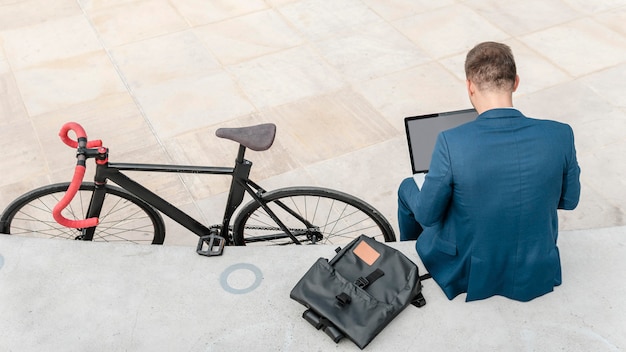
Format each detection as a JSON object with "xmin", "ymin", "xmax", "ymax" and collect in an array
[
  {"xmin": 78, "ymin": 4, "xmax": 183, "ymax": 156},
  {"xmin": 76, "ymin": 4, "xmax": 205, "ymax": 224},
  {"xmin": 0, "ymin": 42, "xmax": 51, "ymax": 177},
  {"xmin": 77, "ymin": 5, "xmax": 170, "ymax": 159}
]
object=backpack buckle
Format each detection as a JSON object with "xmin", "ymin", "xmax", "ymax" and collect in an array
[
  {"xmin": 335, "ymin": 292, "xmax": 352, "ymax": 307},
  {"xmin": 355, "ymin": 277, "xmax": 369, "ymax": 288}
]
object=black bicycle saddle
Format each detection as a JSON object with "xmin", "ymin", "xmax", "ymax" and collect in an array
[{"xmin": 215, "ymin": 123, "xmax": 276, "ymax": 151}]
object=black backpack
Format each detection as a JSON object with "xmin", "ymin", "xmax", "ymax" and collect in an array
[{"xmin": 290, "ymin": 235, "xmax": 427, "ymax": 349}]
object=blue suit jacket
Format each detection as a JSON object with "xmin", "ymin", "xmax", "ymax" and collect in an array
[{"xmin": 415, "ymin": 108, "xmax": 580, "ymax": 302}]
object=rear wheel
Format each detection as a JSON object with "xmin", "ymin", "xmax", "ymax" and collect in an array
[
  {"xmin": 0, "ymin": 182, "xmax": 165, "ymax": 244},
  {"xmin": 232, "ymin": 187, "xmax": 395, "ymax": 246}
]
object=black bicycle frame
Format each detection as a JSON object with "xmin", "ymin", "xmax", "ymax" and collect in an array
[{"xmin": 80, "ymin": 145, "xmax": 306, "ymax": 244}]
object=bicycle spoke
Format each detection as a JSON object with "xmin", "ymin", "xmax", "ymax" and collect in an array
[
  {"xmin": 92, "ymin": 226, "xmax": 154, "ymax": 243},
  {"xmin": 2, "ymin": 183, "xmax": 164, "ymax": 244},
  {"xmin": 10, "ymin": 210, "xmax": 77, "ymax": 239},
  {"xmin": 235, "ymin": 189, "xmax": 394, "ymax": 246},
  {"xmin": 7, "ymin": 223, "xmax": 76, "ymax": 239}
]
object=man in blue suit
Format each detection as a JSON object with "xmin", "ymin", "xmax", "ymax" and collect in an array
[{"xmin": 397, "ymin": 42, "xmax": 581, "ymax": 302}]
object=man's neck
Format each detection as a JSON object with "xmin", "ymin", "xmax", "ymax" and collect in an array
[{"xmin": 471, "ymin": 91, "xmax": 514, "ymax": 114}]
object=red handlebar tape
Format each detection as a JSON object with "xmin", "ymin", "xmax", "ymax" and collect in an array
[
  {"xmin": 59, "ymin": 122, "xmax": 102, "ymax": 148},
  {"xmin": 53, "ymin": 122, "xmax": 101, "ymax": 229},
  {"xmin": 52, "ymin": 164, "xmax": 99, "ymax": 229}
]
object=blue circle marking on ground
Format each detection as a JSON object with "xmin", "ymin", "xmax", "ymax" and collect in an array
[{"xmin": 219, "ymin": 263, "xmax": 263, "ymax": 294}]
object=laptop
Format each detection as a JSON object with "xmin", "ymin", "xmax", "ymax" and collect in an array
[{"xmin": 404, "ymin": 108, "xmax": 478, "ymax": 175}]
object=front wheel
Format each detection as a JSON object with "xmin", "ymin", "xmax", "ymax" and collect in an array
[
  {"xmin": 232, "ymin": 187, "xmax": 395, "ymax": 246},
  {"xmin": 0, "ymin": 182, "xmax": 166, "ymax": 244}
]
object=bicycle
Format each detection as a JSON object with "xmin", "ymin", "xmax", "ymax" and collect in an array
[{"xmin": 0, "ymin": 122, "xmax": 395, "ymax": 255}]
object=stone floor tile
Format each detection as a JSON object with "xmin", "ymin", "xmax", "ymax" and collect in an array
[
  {"xmin": 265, "ymin": 0, "xmax": 299, "ymax": 6},
  {"xmin": 1, "ymin": 15, "xmax": 102, "ymax": 70},
  {"xmin": 0, "ymin": 120, "xmax": 47, "ymax": 187},
  {"xmin": 0, "ymin": 0, "xmax": 80, "ymax": 31},
  {"xmin": 133, "ymin": 71, "xmax": 256, "ymax": 139},
  {"xmin": 88, "ymin": 0, "xmax": 189, "ymax": 47},
  {"xmin": 572, "ymin": 108, "xmax": 626, "ymax": 157},
  {"xmin": 111, "ymin": 30, "xmax": 221, "ymax": 90},
  {"xmin": 558, "ymin": 179, "xmax": 622, "ymax": 230},
  {"xmin": 228, "ymin": 46, "xmax": 345, "ymax": 108},
  {"xmin": 0, "ymin": 61, "xmax": 29, "ymax": 125},
  {"xmin": 193, "ymin": 9, "xmax": 303, "ymax": 66},
  {"xmin": 392, "ymin": 4, "xmax": 508, "ymax": 59},
  {"xmin": 0, "ymin": 176, "xmax": 51, "ymax": 213},
  {"xmin": 278, "ymin": 0, "xmax": 383, "ymax": 41},
  {"xmin": 170, "ymin": 0, "xmax": 268, "ymax": 26},
  {"xmin": 580, "ymin": 64, "xmax": 626, "ymax": 109},
  {"xmin": 0, "ymin": 48, "xmax": 6, "ymax": 72},
  {"xmin": 355, "ymin": 62, "xmax": 469, "ymax": 125},
  {"xmin": 361, "ymin": 0, "xmax": 456, "ymax": 21},
  {"xmin": 503, "ymin": 39, "xmax": 572, "ymax": 96},
  {"xmin": 30, "ymin": 93, "xmax": 159, "ymax": 173},
  {"xmin": 575, "ymin": 142, "xmax": 626, "ymax": 219},
  {"xmin": 266, "ymin": 88, "xmax": 399, "ymax": 166},
  {"xmin": 13, "ymin": 51, "xmax": 127, "ymax": 116},
  {"xmin": 314, "ymin": 22, "xmax": 432, "ymax": 83},
  {"xmin": 77, "ymin": 0, "xmax": 138, "ymax": 11},
  {"xmin": 464, "ymin": 0, "xmax": 581, "ymax": 36},
  {"xmin": 593, "ymin": 6, "xmax": 626, "ymax": 37},
  {"xmin": 561, "ymin": 0, "xmax": 626, "ymax": 14},
  {"xmin": 520, "ymin": 18, "xmax": 626, "ymax": 77}
]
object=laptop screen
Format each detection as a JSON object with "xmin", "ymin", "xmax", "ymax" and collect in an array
[{"xmin": 404, "ymin": 108, "xmax": 478, "ymax": 174}]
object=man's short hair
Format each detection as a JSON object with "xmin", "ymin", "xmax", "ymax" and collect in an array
[{"xmin": 465, "ymin": 42, "xmax": 517, "ymax": 92}]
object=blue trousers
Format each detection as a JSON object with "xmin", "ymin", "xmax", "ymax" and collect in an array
[{"xmin": 397, "ymin": 177, "xmax": 424, "ymax": 241}]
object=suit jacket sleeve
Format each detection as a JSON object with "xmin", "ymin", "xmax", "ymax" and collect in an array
[
  {"xmin": 558, "ymin": 125, "xmax": 581, "ymax": 210},
  {"xmin": 414, "ymin": 132, "xmax": 453, "ymax": 227}
]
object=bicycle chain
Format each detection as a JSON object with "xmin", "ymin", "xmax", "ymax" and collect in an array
[{"xmin": 210, "ymin": 223, "xmax": 317, "ymax": 232}]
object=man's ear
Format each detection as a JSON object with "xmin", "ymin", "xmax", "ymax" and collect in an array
[
  {"xmin": 467, "ymin": 79, "xmax": 475, "ymax": 96},
  {"xmin": 512, "ymin": 75, "xmax": 520, "ymax": 92}
]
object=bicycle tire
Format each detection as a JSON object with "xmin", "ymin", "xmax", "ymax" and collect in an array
[
  {"xmin": 0, "ymin": 182, "xmax": 165, "ymax": 244},
  {"xmin": 232, "ymin": 187, "xmax": 395, "ymax": 246}
]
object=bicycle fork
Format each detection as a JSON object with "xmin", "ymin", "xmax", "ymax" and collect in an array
[
  {"xmin": 76, "ymin": 183, "xmax": 108, "ymax": 241},
  {"xmin": 75, "ymin": 147, "xmax": 109, "ymax": 241}
]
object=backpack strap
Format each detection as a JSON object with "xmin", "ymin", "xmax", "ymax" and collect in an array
[
  {"xmin": 302, "ymin": 310, "xmax": 345, "ymax": 343},
  {"xmin": 334, "ymin": 269, "xmax": 385, "ymax": 308},
  {"xmin": 355, "ymin": 268, "xmax": 385, "ymax": 289},
  {"xmin": 411, "ymin": 292, "xmax": 427, "ymax": 308},
  {"xmin": 410, "ymin": 272, "xmax": 431, "ymax": 308}
]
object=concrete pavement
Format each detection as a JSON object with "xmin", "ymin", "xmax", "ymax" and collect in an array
[{"xmin": 1, "ymin": 226, "xmax": 625, "ymax": 351}]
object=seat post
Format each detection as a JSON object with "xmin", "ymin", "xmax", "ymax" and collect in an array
[
  {"xmin": 221, "ymin": 144, "xmax": 252, "ymax": 240},
  {"xmin": 235, "ymin": 145, "xmax": 246, "ymax": 163}
]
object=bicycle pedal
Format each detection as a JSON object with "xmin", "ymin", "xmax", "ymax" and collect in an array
[{"xmin": 196, "ymin": 234, "xmax": 225, "ymax": 257}]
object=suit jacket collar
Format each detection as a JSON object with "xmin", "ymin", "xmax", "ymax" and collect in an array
[{"xmin": 478, "ymin": 108, "xmax": 525, "ymax": 119}]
